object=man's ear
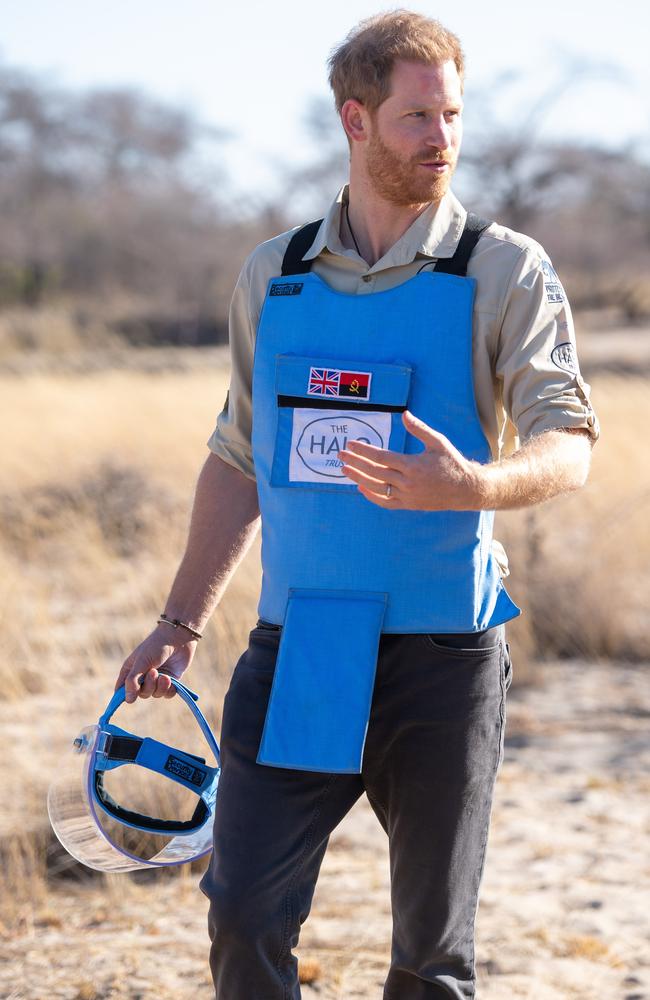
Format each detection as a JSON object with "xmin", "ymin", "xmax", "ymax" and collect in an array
[{"xmin": 340, "ymin": 99, "xmax": 370, "ymax": 145}]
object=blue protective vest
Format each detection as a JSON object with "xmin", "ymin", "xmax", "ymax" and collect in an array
[{"xmin": 251, "ymin": 214, "xmax": 520, "ymax": 773}]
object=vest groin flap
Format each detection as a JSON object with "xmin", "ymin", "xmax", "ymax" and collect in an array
[{"xmin": 257, "ymin": 588, "xmax": 387, "ymax": 773}]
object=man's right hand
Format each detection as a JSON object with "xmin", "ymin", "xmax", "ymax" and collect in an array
[{"xmin": 114, "ymin": 623, "xmax": 199, "ymax": 704}]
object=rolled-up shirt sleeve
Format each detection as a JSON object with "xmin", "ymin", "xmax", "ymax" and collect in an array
[
  {"xmin": 495, "ymin": 244, "xmax": 599, "ymax": 444},
  {"xmin": 207, "ymin": 260, "xmax": 257, "ymax": 479}
]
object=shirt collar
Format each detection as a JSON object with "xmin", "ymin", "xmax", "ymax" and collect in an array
[{"xmin": 302, "ymin": 184, "xmax": 467, "ymax": 269}]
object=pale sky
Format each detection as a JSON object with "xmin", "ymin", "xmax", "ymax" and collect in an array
[{"xmin": 2, "ymin": 1, "xmax": 649, "ymax": 199}]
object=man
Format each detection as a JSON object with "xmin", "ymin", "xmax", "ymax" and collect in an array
[{"xmin": 115, "ymin": 11, "xmax": 598, "ymax": 998}]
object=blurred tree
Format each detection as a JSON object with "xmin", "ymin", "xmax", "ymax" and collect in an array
[
  {"xmin": 279, "ymin": 95, "xmax": 348, "ymax": 222},
  {"xmin": 71, "ymin": 87, "xmax": 222, "ymax": 187},
  {"xmin": 0, "ymin": 59, "xmax": 263, "ymax": 334},
  {"xmin": 1, "ymin": 52, "xmax": 649, "ymax": 341}
]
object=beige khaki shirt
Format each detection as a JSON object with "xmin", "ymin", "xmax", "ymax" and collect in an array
[{"xmin": 208, "ymin": 186, "xmax": 598, "ymax": 484}]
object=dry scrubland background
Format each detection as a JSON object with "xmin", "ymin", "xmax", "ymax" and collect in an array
[
  {"xmin": 1, "ymin": 47, "xmax": 650, "ymax": 1000},
  {"xmin": 1, "ymin": 328, "xmax": 649, "ymax": 998}
]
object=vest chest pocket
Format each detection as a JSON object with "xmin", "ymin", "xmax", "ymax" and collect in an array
[{"xmin": 270, "ymin": 354, "xmax": 413, "ymax": 490}]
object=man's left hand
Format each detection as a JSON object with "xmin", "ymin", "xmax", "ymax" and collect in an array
[{"xmin": 340, "ymin": 410, "xmax": 480, "ymax": 511}]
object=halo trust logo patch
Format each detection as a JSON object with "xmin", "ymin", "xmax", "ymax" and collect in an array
[
  {"xmin": 297, "ymin": 415, "xmax": 384, "ymax": 477},
  {"xmin": 288, "ymin": 409, "xmax": 391, "ymax": 484},
  {"xmin": 551, "ymin": 342, "xmax": 579, "ymax": 374}
]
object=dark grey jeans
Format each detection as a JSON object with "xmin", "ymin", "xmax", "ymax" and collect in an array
[{"xmin": 200, "ymin": 621, "xmax": 512, "ymax": 1000}]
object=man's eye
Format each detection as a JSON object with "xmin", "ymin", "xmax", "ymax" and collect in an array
[{"xmin": 408, "ymin": 111, "xmax": 426, "ymax": 118}]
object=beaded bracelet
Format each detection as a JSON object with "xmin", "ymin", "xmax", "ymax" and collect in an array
[{"xmin": 157, "ymin": 613, "xmax": 203, "ymax": 641}]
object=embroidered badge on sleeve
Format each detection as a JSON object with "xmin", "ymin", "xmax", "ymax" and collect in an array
[
  {"xmin": 540, "ymin": 260, "xmax": 566, "ymax": 304},
  {"xmin": 551, "ymin": 342, "xmax": 580, "ymax": 374}
]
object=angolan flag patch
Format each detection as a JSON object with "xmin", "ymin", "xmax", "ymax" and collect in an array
[{"xmin": 307, "ymin": 367, "xmax": 372, "ymax": 400}]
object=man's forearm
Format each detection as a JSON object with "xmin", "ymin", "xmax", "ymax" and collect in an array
[
  {"xmin": 471, "ymin": 428, "xmax": 593, "ymax": 511},
  {"xmin": 162, "ymin": 452, "xmax": 260, "ymax": 630},
  {"xmin": 341, "ymin": 416, "xmax": 594, "ymax": 512}
]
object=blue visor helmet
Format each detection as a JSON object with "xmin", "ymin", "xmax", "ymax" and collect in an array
[{"xmin": 47, "ymin": 677, "xmax": 220, "ymax": 872}]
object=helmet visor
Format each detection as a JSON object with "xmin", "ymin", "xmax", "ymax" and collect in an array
[{"xmin": 47, "ymin": 724, "xmax": 216, "ymax": 873}]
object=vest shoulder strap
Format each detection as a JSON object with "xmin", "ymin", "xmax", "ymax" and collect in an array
[
  {"xmin": 281, "ymin": 220, "xmax": 323, "ymax": 276},
  {"xmin": 433, "ymin": 212, "xmax": 492, "ymax": 277},
  {"xmin": 280, "ymin": 211, "xmax": 491, "ymax": 279}
]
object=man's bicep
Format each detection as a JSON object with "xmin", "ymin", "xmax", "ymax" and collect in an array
[
  {"xmin": 495, "ymin": 247, "xmax": 599, "ymax": 446},
  {"xmin": 207, "ymin": 262, "xmax": 257, "ymax": 479}
]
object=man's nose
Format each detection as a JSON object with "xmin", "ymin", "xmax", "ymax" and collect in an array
[{"xmin": 424, "ymin": 118, "xmax": 451, "ymax": 150}]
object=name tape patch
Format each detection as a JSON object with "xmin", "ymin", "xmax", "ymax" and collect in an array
[
  {"xmin": 308, "ymin": 367, "xmax": 372, "ymax": 401},
  {"xmin": 164, "ymin": 754, "xmax": 207, "ymax": 788},
  {"xmin": 541, "ymin": 260, "xmax": 566, "ymax": 304},
  {"xmin": 269, "ymin": 282, "xmax": 303, "ymax": 297}
]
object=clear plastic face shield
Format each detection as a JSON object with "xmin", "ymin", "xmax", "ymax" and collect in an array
[{"xmin": 47, "ymin": 678, "xmax": 220, "ymax": 873}]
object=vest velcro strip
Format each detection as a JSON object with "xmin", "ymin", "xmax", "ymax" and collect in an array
[{"xmin": 277, "ymin": 394, "xmax": 405, "ymax": 413}]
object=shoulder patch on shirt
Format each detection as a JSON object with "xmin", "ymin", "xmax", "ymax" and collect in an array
[
  {"xmin": 540, "ymin": 260, "xmax": 566, "ymax": 304},
  {"xmin": 551, "ymin": 342, "xmax": 580, "ymax": 375}
]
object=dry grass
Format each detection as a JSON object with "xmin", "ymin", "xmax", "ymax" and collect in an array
[
  {"xmin": 1, "ymin": 361, "xmax": 648, "ymax": 941},
  {"xmin": 0, "ymin": 363, "xmax": 261, "ymax": 934},
  {"xmin": 497, "ymin": 374, "xmax": 650, "ymax": 666}
]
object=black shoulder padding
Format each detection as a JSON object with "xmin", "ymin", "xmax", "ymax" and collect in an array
[
  {"xmin": 433, "ymin": 212, "xmax": 492, "ymax": 277},
  {"xmin": 281, "ymin": 220, "xmax": 324, "ymax": 276}
]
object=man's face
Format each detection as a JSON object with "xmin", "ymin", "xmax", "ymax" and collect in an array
[{"xmin": 364, "ymin": 59, "xmax": 463, "ymax": 207}]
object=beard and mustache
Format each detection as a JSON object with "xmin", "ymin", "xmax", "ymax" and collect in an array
[{"xmin": 365, "ymin": 129, "xmax": 457, "ymax": 207}]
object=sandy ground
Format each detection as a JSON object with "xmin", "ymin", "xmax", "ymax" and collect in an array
[{"xmin": 3, "ymin": 657, "xmax": 648, "ymax": 1000}]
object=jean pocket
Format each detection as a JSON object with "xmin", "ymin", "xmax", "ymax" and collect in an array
[
  {"xmin": 422, "ymin": 627, "xmax": 503, "ymax": 657},
  {"xmin": 503, "ymin": 641, "xmax": 513, "ymax": 691}
]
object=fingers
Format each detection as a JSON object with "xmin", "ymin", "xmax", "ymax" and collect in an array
[
  {"xmin": 402, "ymin": 410, "xmax": 442, "ymax": 446},
  {"xmin": 117, "ymin": 632, "xmax": 196, "ymax": 705},
  {"xmin": 124, "ymin": 666, "xmax": 146, "ymax": 704},
  {"xmin": 341, "ymin": 458, "xmax": 397, "ymax": 495},
  {"xmin": 340, "ymin": 442, "xmax": 406, "ymax": 508},
  {"xmin": 341, "ymin": 447, "xmax": 405, "ymax": 480},
  {"xmin": 125, "ymin": 667, "xmax": 176, "ymax": 703},
  {"xmin": 122, "ymin": 652, "xmax": 167, "ymax": 704},
  {"xmin": 342, "ymin": 440, "xmax": 409, "ymax": 472},
  {"xmin": 138, "ymin": 669, "xmax": 158, "ymax": 699},
  {"xmin": 137, "ymin": 669, "xmax": 175, "ymax": 699},
  {"xmin": 356, "ymin": 484, "xmax": 396, "ymax": 508},
  {"xmin": 154, "ymin": 672, "xmax": 175, "ymax": 698},
  {"xmin": 403, "ymin": 411, "xmax": 454, "ymax": 454}
]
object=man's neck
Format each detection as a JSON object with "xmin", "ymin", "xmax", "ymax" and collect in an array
[{"xmin": 343, "ymin": 175, "xmax": 439, "ymax": 268}]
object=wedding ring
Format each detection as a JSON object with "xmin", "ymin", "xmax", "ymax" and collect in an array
[{"xmin": 385, "ymin": 483, "xmax": 392, "ymax": 498}]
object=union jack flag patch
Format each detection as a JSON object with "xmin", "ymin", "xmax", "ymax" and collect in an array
[
  {"xmin": 308, "ymin": 368, "xmax": 341, "ymax": 397},
  {"xmin": 307, "ymin": 367, "xmax": 371, "ymax": 400}
]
